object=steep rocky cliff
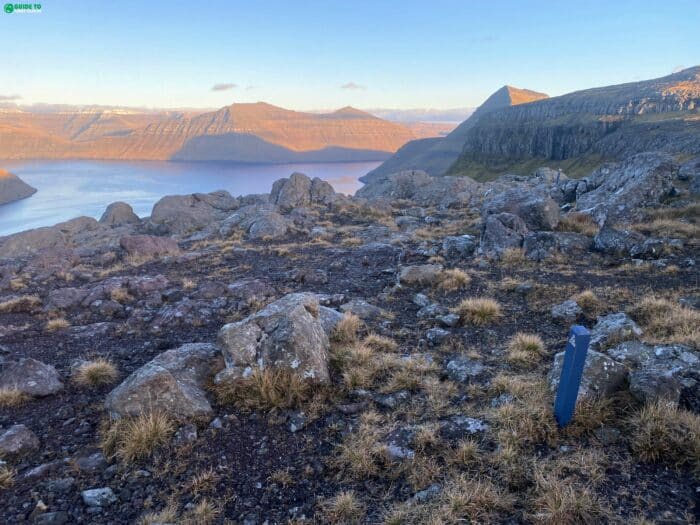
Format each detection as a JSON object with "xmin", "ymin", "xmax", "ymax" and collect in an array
[
  {"xmin": 449, "ymin": 66, "xmax": 700, "ymax": 180},
  {"xmin": 363, "ymin": 86, "xmax": 548, "ymax": 181},
  {"xmin": 0, "ymin": 170, "xmax": 37, "ymax": 205}
]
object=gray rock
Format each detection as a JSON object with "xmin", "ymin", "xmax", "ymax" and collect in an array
[
  {"xmin": 173, "ymin": 423, "xmax": 198, "ymax": 447},
  {"xmin": 398, "ymin": 264, "xmax": 443, "ymax": 286},
  {"xmin": 629, "ymin": 368, "xmax": 682, "ymax": 404},
  {"xmin": 99, "ymin": 202, "xmax": 140, "ymax": 227},
  {"xmin": 0, "ymin": 358, "xmax": 64, "ymax": 397},
  {"xmin": 0, "ymin": 424, "xmax": 39, "ymax": 459},
  {"xmin": 523, "ymin": 231, "xmax": 592, "ymax": 261},
  {"xmin": 34, "ymin": 511, "xmax": 70, "ymax": 525},
  {"xmin": 48, "ymin": 287, "xmax": 89, "ymax": 310},
  {"xmin": 340, "ymin": 299, "xmax": 386, "ymax": 320},
  {"xmin": 318, "ymin": 306, "xmax": 344, "ymax": 336},
  {"xmin": 216, "ymin": 293, "xmax": 330, "ymax": 384},
  {"xmin": 593, "ymin": 225, "xmax": 646, "ymax": 257},
  {"xmin": 81, "ymin": 487, "xmax": 117, "ymax": 507},
  {"xmin": 219, "ymin": 204, "xmax": 290, "ymax": 240},
  {"xmin": 0, "ymin": 170, "xmax": 36, "ymax": 205},
  {"xmin": 479, "ymin": 212, "xmax": 528, "ymax": 256},
  {"xmin": 149, "ymin": 191, "xmax": 239, "ymax": 234},
  {"xmin": 482, "ymin": 188, "xmax": 560, "ymax": 230},
  {"xmin": 589, "ymin": 313, "xmax": 643, "ymax": 351},
  {"xmin": 425, "ymin": 328, "xmax": 450, "ymax": 346},
  {"xmin": 441, "ymin": 235, "xmax": 477, "ymax": 259},
  {"xmin": 551, "ymin": 300, "xmax": 583, "ymax": 324},
  {"xmin": 549, "ymin": 349, "xmax": 628, "ymax": 399},
  {"xmin": 445, "ymin": 357, "xmax": 485, "ymax": 383},
  {"xmin": 120, "ymin": 234, "xmax": 180, "ymax": 258},
  {"xmin": 270, "ymin": 172, "xmax": 313, "ymax": 211},
  {"xmin": 105, "ymin": 343, "xmax": 223, "ymax": 420},
  {"xmin": 437, "ymin": 313, "xmax": 460, "ymax": 328}
]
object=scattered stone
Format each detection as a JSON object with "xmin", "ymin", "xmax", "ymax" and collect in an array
[
  {"xmin": 425, "ymin": 328, "xmax": 450, "ymax": 346},
  {"xmin": 398, "ymin": 264, "xmax": 444, "ymax": 286},
  {"xmin": 339, "ymin": 299, "xmax": 386, "ymax": 320},
  {"xmin": 81, "ymin": 487, "xmax": 117, "ymax": 507},
  {"xmin": 173, "ymin": 424, "xmax": 198, "ymax": 447},
  {"xmin": 441, "ymin": 235, "xmax": 477, "ymax": 259},
  {"xmin": 0, "ymin": 424, "xmax": 39, "ymax": 459},
  {"xmin": 480, "ymin": 212, "xmax": 528, "ymax": 256},
  {"xmin": 445, "ymin": 357, "xmax": 485, "ymax": 383},
  {"xmin": 589, "ymin": 313, "xmax": 643, "ymax": 351},
  {"xmin": 551, "ymin": 299, "xmax": 582, "ymax": 323},
  {"xmin": 482, "ymin": 188, "xmax": 560, "ymax": 230},
  {"xmin": 0, "ymin": 358, "xmax": 64, "ymax": 397}
]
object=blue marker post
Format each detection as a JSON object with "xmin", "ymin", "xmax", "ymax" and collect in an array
[{"xmin": 553, "ymin": 325, "xmax": 591, "ymax": 427}]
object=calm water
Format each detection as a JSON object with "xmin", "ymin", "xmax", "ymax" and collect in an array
[{"xmin": 0, "ymin": 160, "xmax": 379, "ymax": 236}]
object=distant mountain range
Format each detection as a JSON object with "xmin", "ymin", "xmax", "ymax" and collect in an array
[
  {"xmin": 368, "ymin": 66, "xmax": 700, "ymax": 181},
  {"xmin": 0, "ymin": 103, "xmax": 446, "ymax": 163}
]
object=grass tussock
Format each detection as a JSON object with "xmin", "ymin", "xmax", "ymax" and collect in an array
[
  {"xmin": 627, "ymin": 400, "xmax": 700, "ymax": 470},
  {"xmin": 0, "ymin": 464, "xmax": 16, "ymax": 490},
  {"xmin": 500, "ymin": 247, "xmax": 527, "ymax": 266},
  {"xmin": 318, "ymin": 490, "xmax": 366, "ymax": 524},
  {"xmin": 557, "ymin": 212, "xmax": 599, "ymax": 236},
  {"xmin": 437, "ymin": 476, "xmax": 515, "ymax": 523},
  {"xmin": 139, "ymin": 500, "xmax": 221, "ymax": 525},
  {"xmin": 101, "ymin": 411, "xmax": 175, "ymax": 463},
  {"xmin": 437, "ymin": 268, "xmax": 471, "ymax": 292},
  {"xmin": 453, "ymin": 297, "xmax": 502, "ymax": 326},
  {"xmin": 506, "ymin": 333, "xmax": 546, "ymax": 366},
  {"xmin": 45, "ymin": 317, "xmax": 70, "ymax": 331},
  {"xmin": 363, "ymin": 333, "xmax": 398, "ymax": 352},
  {"xmin": 633, "ymin": 218, "xmax": 699, "ymax": 241},
  {"xmin": 73, "ymin": 358, "xmax": 119, "ymax": 387},
  {"xmin": 109, "ymin": 286, "xmax": 133, "ymax": 303},
  {"xmin": 630, "ymin": 296, "xmax": 700, "ymax": 348},
  {"xmin": 332, "ymin": 411, "xmax": 391, "ymax": 480},
  {"xmin": 214, "ymin": 368, "xmax": 313, "ymax": 411},
  {"xmin": 0, "ymin": 387, "xmax": 29, "ymax": 408},
  {"xmin": 0, "ymin": 294, "xmax": 41, "ymax": 314},
  {"xmin": 530, "ymin": 470, "xmax": 611, "ymax": 524},
  {"xmin": 573, "ymin": 290, "xmax": 602, "ymax": 315},
  {"xmin": 331, "ymin": 312, "xmax": 363, "ymax": 344}
]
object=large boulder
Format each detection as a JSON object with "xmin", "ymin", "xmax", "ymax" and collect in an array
[
  {"xmin": 216, "ymin": 293, "xmax": 330, "ymax": 384},
  {"xmin": 0, "ymin": 358, "xmax": 64, "ymax": 397},
  {"xmin": 589, "ymin": 313, "xmax": 643, "ymax": 352},
  {"xmin": 219, "ymin": 204, "xmax": 290, "ymax": 240},
  {"xmin": 270, "ymin": 172, "xmax": 312, "ymax": 211},
  {"xmin": 105, "ymin": 343, "xmax": 223, "ymax": 420},
  {"xmin": 548, "ymin": 349, "xmax": 628, "ymax": 399},
  {"xmin": 0, "ymin": 170, "xmax": 36, "ymax": 205},
  {"xmin": 479, "ymin": 212, "xmax": 528, "ymax": 257},
  {"xmin": 0, "ymin": 226, "xmax": 67, "ymax": 259},
  {"xmin": 576, "ymin": 152, "xmax": 677, "ymax": 225},
  {"xmin": 593, "ymin": 225, "xmax": 645, "ymax": 257},
  {"xmin": 120, "ymin": 235, "xmax": 180, "ymax": 258},
  {"xmin": 482, "ymin": 188, "xmax": 560, "ymax": 230},
  {"xmin": 99, "ymin": 202, "xmax": 140, "ymax": 227},
  {"xmin": 523, "ymin": 231, "xmax": 592, "ymax": 261},
  {"xmin": 149, "ymin": 191, "xmax": 239, "ymax": 235},
  {"xmin": 0, "ymin": 424, "xmax": 39, "ymax": 460},
  {"xmin": 398, "ymin": 264, "xmax": 444, "ymax": 286},
  {"xmin": 678, "ymin": 157, "xmax": 700, "ymax": 194},
  {"xmin": 441, "ymin": 235, "xmax": 477, "ymax": 260}
]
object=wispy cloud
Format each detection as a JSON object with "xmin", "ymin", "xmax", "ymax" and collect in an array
[
  {"xmin": 211, "ymin": 83, "xmax": 237, "ymax": 92},
  {"xmin": 672, "ymin": 65, "xmax": 685, "ymax": 73},
  {"xmin": 0, "ymin": 94, "xmax": 21, "ymax": 101},
  {"xmin": 340, "ymin": 82, "xmax": 366, "ymax": 90}
]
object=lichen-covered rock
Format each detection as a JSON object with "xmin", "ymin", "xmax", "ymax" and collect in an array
[
  {"xmin": 441, "ymin": 235, "xmax": 477, "ymax": 259},
  {"xmin": 149, "ymin": 191, "xmax": 239, "ymax": 235},
  {"xmin": 523, "ymin": 231, "xmax": 591, "ymax": 261},
  {"xmin": 105, "ymin": 343, "xmax": 223, "ymax": 420},
  {"xmin": 398, "ymin": 264, "xmax": 444, "ymax": 286},
  {"xmin": 589, "ymin": 313, "xmax": 643, "ymax": 351},
  {"xmin": 216, "ymin": 293, "xmax": 330, "ymax": 383},
  {"xmin": 479, "ymin": 212, "xmax": 528, "ymax": 257},
  {"xmin": 548, "ymin": 349, "xmax": 628, "ymax": 399},
  {"xmin": 270, "ymin": 172, "xmax": 312, "ymax": 211},
  {"xmin": 99, "ymin": 202, "xmax": 140, "ymax": 227},
  {"xmin": 482, "ymin": 188, "xmax": 560, "ymax": 230},
  {"xmin": 0, "ymin": 358, "xmax": 64, "ymax": 397},
  {"xmin": 551, "ymin": 299, "xmax": 583, "ymax": 323},
  {"xmin": 219, "ymin": 204, "xmax": 290, "ymax": 240},
  {"xmin": 0, "ymin": 424, "xmax": 39, "ymax": 459},
  {"xmin": 593, "ymin": 225, "xmax": 645, "ymax": 257},
  {"xmin": 120, "ymin": 235, "xmax": 180, "ymax": 258}
]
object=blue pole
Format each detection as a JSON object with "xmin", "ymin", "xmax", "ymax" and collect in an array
[{"xmin": 554, "ymin": 325, "xmax": 591, "ymax": 427}]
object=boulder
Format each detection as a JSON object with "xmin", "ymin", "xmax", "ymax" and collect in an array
[
  {"xmin": 593, "ymin": 225, "xmax": 645, "ymax": 257},
  {"xmin": 482, "ymin": 188, "xmax": 560, "ymax": 230},
  {"xmin": 81, "ymin": 487, "xmax": 117, "ymax": 507},
  {"xmin": 551, "ymin": 299, "xmax": 583, "ymax": 324},
  {"xmin": 445, "ymin": 357, "xmax": 485, "ymax": 383},
  {"xmin": 310, "ymin": 177, "xmax": 337, "ymax": 204},
  {"xmin": 548, "ymin": 349, "xmax": 628, "ymax": 399},
  {"xmin": 149, "ymin": 190, "xmax": 239, "ymax": 234},
  {"xmin": 105, "ymin": 343, "xmax": 223, "ymax": 420},
  {"xmin": 523, "ymin": 231, "xmax": 591, "ymax": 261},
  {"xmin": 0, "ymin": 358, "xmax": 64, "ymax": 397},
  {"xmin": 219, "ymin": 204, "xmax": 290, "ymax": 240},
  {"xmin": 0, "ymin": 226, "xmax": 66, "ymax": 259},
  {"xmin": 120, "ymin": 235, "xmax": 180, "ymax": 258},
  {"xmin": 99, "ymin": 202, "xmax": 140, "ymax": 227},
  {"xmin": 398, "ymin": 264, "xmax": 444, "ymax": 286},
  {"xmin": 441, "ymin": 235, "xmax": 477, "ymax": 259},
  {"xmin": 479, "ymin": 212, "xmax": 528, "ymax": 257},
  {"xmin": 576, "ymin": 152, "xmax": 677, "ymax": 225},
  {"xmin": 0, "ymin": 424, "xmax": 39, "ymax": 459},
  {"xmin": 270, "ymin": 172, "xmax": 313, "ymax": 211},
  {"xmin": 589, "ymin": 313, "xmax": 643, "ymax": 351},
  {"xmin": 340, "ymin": 299, "xmax": 386, "ymax": 320},
  {"xmin": 216, "ymin": 293, "xmax": 330, "ymax": 383},
  {"xmin": 48, "ymin": 287, "xmax": 90, "ymax": 310}
]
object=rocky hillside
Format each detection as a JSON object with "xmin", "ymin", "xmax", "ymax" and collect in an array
[
  {"xmin": 0, "ymin": 152, "xmax": 698, "ymax": 523},
  {"xmin": 449, "ymin": 66, "xmax": 700, "ymax": 180},
  {"xmin": 363, "ymin": 86, "xmax": 548, "ymax": 180},
  {"xmin": 0, "ymin": 104, "xmax": 431, "ymax": 163},
  {"xmin": 0, "ymin": 170, "xmax": 36, "ymax": 205}
]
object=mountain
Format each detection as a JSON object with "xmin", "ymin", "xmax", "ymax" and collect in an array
[
  {"xmin": 0, "ymin": 103, "xmax": 434, "ymax": 162},
  {"xmin": 449, "ymin": 66, "xmax": 700, "ymax": 180},
  {"xmin": 0, "ymin": 170, "xmax": 37, "ymax": 205},
  {"xmin": 362, "ymin": 86, "xmax": 547, "ymax": 181}
]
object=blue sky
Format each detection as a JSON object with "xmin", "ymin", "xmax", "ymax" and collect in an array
[{"xmin": 0, "ymin": 0, "xmax": 698, "ymax": 110}]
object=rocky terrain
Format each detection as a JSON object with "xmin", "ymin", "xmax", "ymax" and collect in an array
[
  {"xmin": 0, "ymin": 104, "xmax": 439, "ymax": 163},
  {"xmin": 0, "ymin": 152, "xmax": 699, "ymax": 524},
  {"xmin": 0, "ymin": 170, "xmax": 37, "ymax": 205}
]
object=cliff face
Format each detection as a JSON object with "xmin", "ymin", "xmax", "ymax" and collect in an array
[
  {"xmin": 0, "ymin": 103, "xmax": 427, "ymax": 162},
  {"xmin": 363, "ymin": 86, "xmax": 548, "ymax": 181},
  {"xmin": 449, "ymin": 67, "xmax": 700, "ymax": 179},
  {"xmin": 0, "ymin": 170, "xmax": 37, "ymax": 205}
]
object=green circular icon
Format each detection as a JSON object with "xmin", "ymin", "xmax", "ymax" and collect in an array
[{"xmin": 3, "ymin": 4, "xmax": 13, "ymax": 14}]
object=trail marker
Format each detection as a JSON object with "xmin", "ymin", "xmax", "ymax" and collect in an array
[{"xmin": 553, "ymin": 325, "xmax": 591, "ymax": 427}]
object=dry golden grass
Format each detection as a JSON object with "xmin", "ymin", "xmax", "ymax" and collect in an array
[
  {"xmin": 187, "ymin": 468, "xmax": 218, "ymax": 496},
  {"xmin": 500, "ymin": 247, "xmax": 527, "ymax": 266},
  {"xmin": 101, "ymin": 411, "xmax": 175, "ymax": 463},
  {"xmin": 73, "ymin": 358, "xmax": 119, "ymax": 387},
  {"xmin": 383, "ymin": 355, "xmax": 439, "ymax": 393},
  {"xmin": 138, "ymin": 500, "xmax": 221, "ymax": 525},
  {"xmin": 332, "ymin": 411, "xmax": 390, "ymax": 480},
  {"xmin": 333, "ymin": 342, "xmax": 388, "ymax": 390},
  {"xmin": 557, "ymin": 212, "xmax": 599, "ymax": 236},
  {"xmin": 181, "ymin": 277, "xmax": 197, "ymax": 290},
  {"xmin": 437, "ymin": 476, "xmax": 515, "ymax": 523},
  {"xmin": 331, "ymin": 312, "xmax": 363, "ymax": 344},
  {"xmin": 437, "ymin": 268, "xmax": 471, "ymax": 292},
  {"xmin": 563, "ymin": 397, "xmax": 616, "ymax": 438},
  {"xmin": 630, "ymin": 296, "xmax": 700, "ymax": 348},
  {"xmin": 318, "ymin": 490, "xmax": 366, "ymax": 524},
  {"xmin": 573, "ymin": 290, "xmax": 602, "ymax": 315},
  {"xmin": 633, "ymin": 218, "xmax": 699, "ymax": 241},
  {"xmin": 109, "ymin": 286, "xmax": 132, "ymax": 303},
  {"xmin": 0, "ymin": 294, "xmax": 41, "ymax": 313},
  {"xmin": 268, "ymin": 468, "xmax": 293, "ymax": 488},
  {"xmin": 453, "ymin": 297, "xmax": 502, "ymax": 326},
  {"xmin": 446, "ymin": 438, "xmax": 479, "ymax": 468},
  {"xmin": 45, "ymin": 318, "xmax": 70, "ymax": 331},
  {"xmin": 8, "ymin": 277, "xmax": 27, "ymax": 291},
  {"xmin": 530, "ymin": 470, "xmax": 611, "ymax": 524},
  {"xmin": 0, "ymin": 387, "xmax": 29, "ymax": 408},
  {"xmin": 214, "ymin": 368, "xmax": 313, "ymax": 411},
  {"xmin": 138, "ymin": 504, "xmax": 178, "ymax": 525},
  {"xmin": 506, "ymin": 333, "xmax": 545, "ymax": 366},
  {"xmin": 627, "ymin": 400, "xmax": 700, "ymax": 470},
  {"xmin": 0, "ymin": 464, "xmax": 16, "ymax": 490},
  {"xmin": 363, "ymin": 333, "xmax": 398, "ymax": 352}
]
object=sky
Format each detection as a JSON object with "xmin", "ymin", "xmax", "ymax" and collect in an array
[{"xmin": 0, "ymin": 0, "xmax": 698, "ymax": 111}]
